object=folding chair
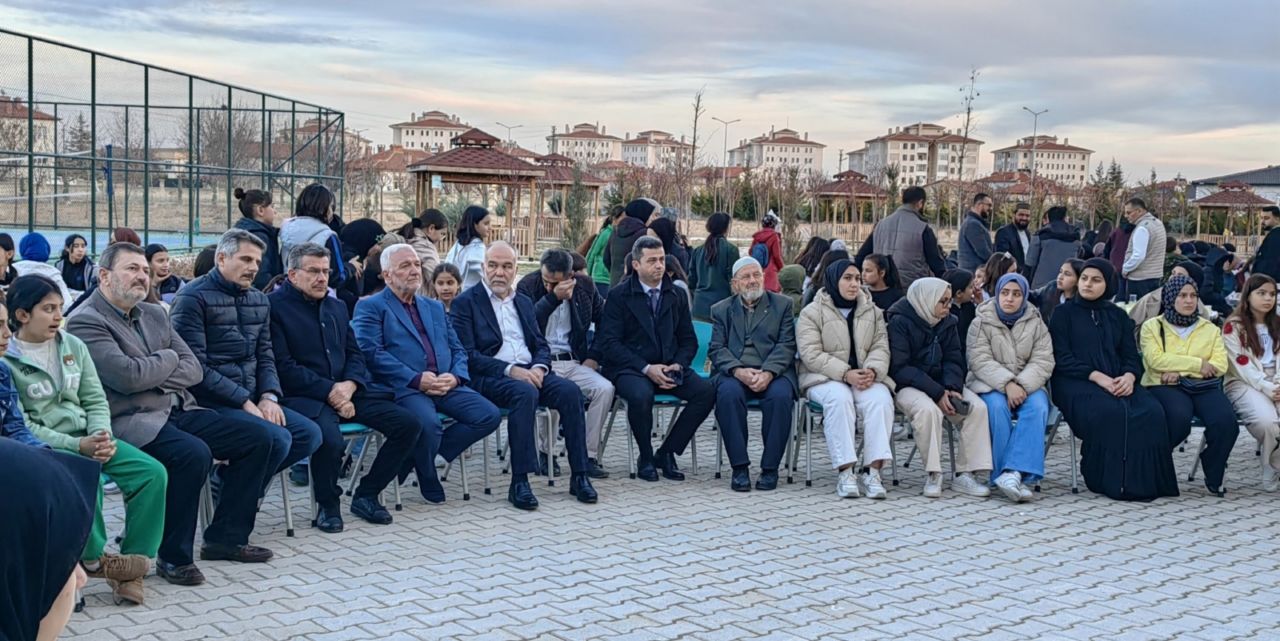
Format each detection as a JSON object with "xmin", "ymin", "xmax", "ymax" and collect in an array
[
  {"xmin": 900, "ymin": 411, "xmax": 959, "ymax": 481},
  {"xmin": 198, "ymin": 464, "xmax": 297, "ymax": 537},
  {"xmin": 1039, "ymin": 404, "xmax": 1079, "ymax": 493},
  {"xmin": 309, "ymin": 423, "xmax": 405, "ymax": 521},
  {"xmin": 786, "ymin": 398, "xmax": 900, "ymax": 488}
]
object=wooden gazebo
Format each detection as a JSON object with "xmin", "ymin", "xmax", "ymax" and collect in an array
[
  {"xmin": 812, "ymin": 170, "xmax": 888, "ymax": 240},
  {"xmin": 1191, "ymin": 181, "xmax": 1276, "ymax": 238}
]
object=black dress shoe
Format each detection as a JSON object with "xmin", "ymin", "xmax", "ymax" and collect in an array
[
  {"xmin": 314, "ymin": 505, "xmax": 344, "ymax": 533},
  {"xmin": 508, "ymin": 478, "xmax": 539, "ymax": 510},
  {"xmin": 731, "ymin": 468, "xmax": 752, "ymax": 492},
  {"xmin": 569, "ymin": 474, "xmax": 598, "ymax": 503},
  {"xmin": 655, "ymin": 451, "xmax": 685, "ymax": 481},
  {"xmin": 587, "ymin": 457, "xmax": 610, "ymax": 479},
  {"xmin": 156, "ymin": 560, "xmax": 206, "ymax": 586},
  {"xmin": 536, "ymin": 452, "xmax": 562, "ymax": 477},
  {"xmin": 200, "ymin": 543, "xmax": 274, "ymax": 563},
  {"xmin": 350, "ymin": 495, "xmax": 393, "ymax": 525},
  {"xmin": 755, "ymin": 469, "xmax": 779, "ymax": 491},
  {"xmin": 636, "ymin": 458, "xmax": 659, "ymax": 482}
]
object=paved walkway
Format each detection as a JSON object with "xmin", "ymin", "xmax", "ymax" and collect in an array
[{"xmin": 65, "ymin": 418, "xmax": 1279, "ymax": 640}]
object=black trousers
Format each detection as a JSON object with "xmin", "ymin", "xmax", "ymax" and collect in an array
[
  {"xmin": 141, "ymin": 408, "xmax": 274, "ymax": 563},
  {"xmin": 613, "ymin": 370, "xmax": 714, "ymax": 461},
  {"xmin": 1149, "ymin": 385, "xmax": 1240, "ymax": 489},
  {"xmin": 309, "ymin": 397, "xmax": 422, "ymax": 510},
  {"xmin": 715, "ymin": 376, "xmax": 795, "ymax": 470}
]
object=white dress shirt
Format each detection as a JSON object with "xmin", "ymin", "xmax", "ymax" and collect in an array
[
  {"xmin": 547, "ymin": 298, "xmax": 573, "ymax": 356},
  {"xmin": 483, "ymin": 282, "xmax": 542, "ymax": 376}
]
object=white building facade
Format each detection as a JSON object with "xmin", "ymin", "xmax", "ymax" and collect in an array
[
  {"xmin": 546, "ymin": 123, "xmax": 622, "ymax": 165},
  {"xmin": 390, "ymin": 111, "xmax": 470, "ymax": 153},
  {"xmin": 728, "ymin": 128, "xmax": 825, "ymax": 174},
  {"xmin": 621, "ymin": 130, "xmax": 690, "ymax": 169},
  {"xmin": 847, "ymin": 123, "xmax": 982, "ymax": 186},
  {"xmin": 992, "ymin": 135, "xmax": 1093, "ymax": 186}
]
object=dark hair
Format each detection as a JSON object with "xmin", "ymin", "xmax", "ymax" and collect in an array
[
  {"xmin": 1264, "ymin": 206, "xmax": 1280, "ymax": 216},
  {"xmin": 539, "ymin": 248, "xmax": 573, "ymax": 275},
  {"xmin": 665, "ymin": 254, "xmax": 688, "ymax": 283},
  {"xmin": 295, "ymin": 183, "xmax": 336, "ymax": 222},
  {"xmin": 648, "ymin": 218, "xmax": 678, "ymax": 253},
  {"xmin": 1165, "ymin": 236, "xmax": 1177, "ymax": 253},
  {"xmin": 973, "ymin": 193, "xmax": 991, "ymax": 205},
  {"xmin": 1014, "ymin": 202, "xmax": 1031, "ymax": 212},
  {"xmin": 569, "ymin": 251, "xmax": 586, "ymax": 273},
  {"xmin": 1232, "ymin": 274, "xmax": 1280, "ymax": 357},
  {"xmin": 1223, "ymin": 242, "xmax": 1236, "ymax": 253},
  {"xmin": 631, "ymin": 235, "xmax": 663, "ymax": 261},
  {"xmin": 1046, "ymin": 205, "xmax": 1068, "ymax": 222},
  {"xmin": 796, "ymin": 236, "xmax": 831, "ymax": 276},
  {"xmin": 193, "ymin": 244, "xmax": 217, "ymax": 278},
  {"xmin": 99, "ymin": 242, "xmax": 144, "ymax": 271},
  {"xmin": 863, "ymin": 254, "xmax": 901, "ymax": 290},
  {"xmin": 111, "ymin": 227, "xmax": 141, "ymax": 246},
  {"xmin": 1125, "ymin": 197, "xmax": 1147, "ymax": 210},
  {"xmin": 286, "ymin": 242, "xmax": 331, "ymax": 271},
  {"xmin": 61, "ymin": 234, "xmax": 88, "ymax": 262},
  {"xmin": 429, "ymin": 262, "xmax": 463, "ymax": 299},
  {"xmin": 943, "ymin": 268, "xmax": 975, "ymax": 295},
  {"xmin": 703, "ymin": 212, "xmax": 731, "ymax": 264},
  {"xmin": 982, "ymin": 252, "xmax": 1017, "ymax": 296},
  {"xmin": 234, "ymin": 187, "xmax": 273, "ymax": 218},
  {"xmin": 456, "ymin": 205, "xmax": 490, "ymax": 246},
  {"xmin": 419, "ymin": 208, "xmax": 448, "ymax": 231},
  {"xmin": 6, "ymin": 274, "xmax": 63, "ymax": 330},
  {"xmin": 0, "ymin": 233, "xmax": 13, "ymax": 253},
  {"xmin": 608, "ymin": 204, "xmax": 626, "ymax": 222},
  {"xmin": 902, "ymin": 186, "xmax": 927, "ymax": 205},
  {"xmin": 807, "ymin": 249, "xmax": 850, "ymax": 298},
  {"xmin": 144, "ymin": 243, "xmax": 168, "ymax": 262},
  {"xmin": 1096, "ymin": 219, "xmax": 1113, "ymax": 241}
]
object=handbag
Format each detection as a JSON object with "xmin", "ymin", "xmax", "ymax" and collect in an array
[{"xmin": 1159, "ymin": 323, "xmax": 1222, "ymax": 394}]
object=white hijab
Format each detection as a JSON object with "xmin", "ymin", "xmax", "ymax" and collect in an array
[{"xmin": 906, "ymin": 277, "xmax": 951, "ymax": 327}]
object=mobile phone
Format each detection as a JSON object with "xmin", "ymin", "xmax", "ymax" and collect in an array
[{"xmin": 951, "ymin": 397, "xmax": 972, "ymax": 415}]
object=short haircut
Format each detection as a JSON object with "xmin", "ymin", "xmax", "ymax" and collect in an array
[
  {"xmin": 539, "ymin": 248, "xmax": 573, "ymax": 275},
  {"xmin": 609, "ymin": 204, "xmax": 626, "ymax": 220},
  {"xmin": 973, "ymin": 192, "xmax": 991, "ymax": 204},
  {"xmin": 0, "ymin": 233, "xmax": 13, "ymax": 253},
  {"xmin": 569, "ymin": 251, "xmax": 586, "ymax": 273},
  {"xmin": 295, "ymin": 183, "xmax": 336, "ymax": 221},
  {"xmin": 379, "ymin": 242, "xmax": 416, "ymax": 271},
  {"xmin": 486, "ymin": 240, "xmax": 517, "ymax": 260},
  {"xmin": 1165, "ymin": 236, "xmax": 1177, "ymax": 253},
  {"xmin": 631, "ymin": 235, "xmax": 663, "ymax": 257},
  {"xmin": 419, "ymin": 208, "xmax": 448, "ymax": 231},
  {"xmin": 216, "ymin": 228, "xmax": 266, "ymax": 259},
  {"xmin": 1126, "ymin": 197, "xmax": 1147, "ymax": 210},
  {"xmin": 902, "ymin": 186, "xmax": 927, "ymax": 205},
  {"xmin": 1264, "ymin": 205, "xmax": 1280, "ymax": 216},
  {"xmin": 286, "ymin": 242, "xmax": 330, "ymax": 270},
  {"xmin": 6, "ymin": 274, "xmax": 62, "ymax": 329},
  {"xmin": 1046, "ymin": 205, "xmax": 1068, "ymax": 222},
  {"xmin": 98, "ymin": 242, "xmax": 145, "ymax": 271},
  {"xmin": 1014, "ymin": 202, "xmax": 1031, "ymax": 212},
  {"xmin": 144, "ymin": 243, "xmax": 168, "ymax": 262}
]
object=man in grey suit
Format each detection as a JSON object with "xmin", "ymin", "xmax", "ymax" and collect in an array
[
  {"xmin": 68, "ymin": 242, "xmax": 279, "ymax": 584},
  {"xmin": 708, "ymin": 256, "xmax": 798, "ymax": 492}
]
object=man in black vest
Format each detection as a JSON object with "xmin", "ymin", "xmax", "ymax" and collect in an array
[{"xmin": 597, "ymin": 236, "xmax": 714, "ymax": 481}]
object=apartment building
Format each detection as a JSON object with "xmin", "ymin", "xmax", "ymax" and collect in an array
[
  {"xmin": 390, "ymin": 110, "xmax": 470, "ymax": 153},
  {"xmin": 621, "ymin": 130, "xmax": 691, "ymax": 169},
  {"xmin": 727, "ymin": 127, "xmax": 825, "ymax": 174},
  {"xmin": 546, "ymin": 123, "xmax": 622, "ymax": 165},
  {"xmin": 992, "ymin": 135, "xmax": 1093, "ymax": 186},
  {"xmin": 847, "ymin": 123, "xmax": 982, "ymax": 185}
]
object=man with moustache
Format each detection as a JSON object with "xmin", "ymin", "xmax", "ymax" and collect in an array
[
  {"xmin": 995, "ymin": 202, "xmax": 1033, "ymax": 272},
  {"xmin": 958, "ymin": 193, "xmax": 995, "ymax": 271}
]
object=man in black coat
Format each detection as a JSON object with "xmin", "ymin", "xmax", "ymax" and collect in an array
[
  {"xmin": 995, "ymin": 202, "xmax": 1032, "ymax": 272},
  {"xmin": 596, "ymin": 236, "xmax": 715, "ymax": 482},
  {"xmin": 516, "ymin": 249, "xmax": 614, "ymax": 478},
  {"xmin": 268, "ymin": 243, "xmax": 421, "ymax": 532},
  {"xmin": 1251, "ymin": 206, "xmax": 1280, "ymax": 281}
]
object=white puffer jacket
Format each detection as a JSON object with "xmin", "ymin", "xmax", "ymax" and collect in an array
[
  {"xmin": 796, "ymin": 288, "xmax": 893, "ymax": 392},
  {"xmin": 965, "ymin": 299, "xmax": 1055, "ymax": 394}
]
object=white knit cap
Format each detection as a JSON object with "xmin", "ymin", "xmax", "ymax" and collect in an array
[{"xmin": 732, "ymin": 256, "xmax": 761, "ymax": 277}]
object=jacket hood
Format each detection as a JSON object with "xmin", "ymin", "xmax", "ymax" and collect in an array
[
  {"xmin": 778, "ymin": 265, "xmax": 805, "ymax": 293},
  {"xmin": 279, "ymin": 216, "xmax": 334, "ymax": 248},
  {"xmin": 614, "ymin": 216, "xmax": 647, "ymax": 238},
  {"xmin": 1037, "ymin": 219, "xmax": 1080, "ymax": 242},
  {"xmin": 752, "ymin": 228, "xmax": 778, "ymax": 243},
  {"xmin": 235, "ymin": 216, "xmax": 278, "ymax": 237}
]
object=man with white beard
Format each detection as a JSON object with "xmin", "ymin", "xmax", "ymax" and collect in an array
[{"xmin": 707, "ymin": 257, "xmax": 799, "ymax": 492}]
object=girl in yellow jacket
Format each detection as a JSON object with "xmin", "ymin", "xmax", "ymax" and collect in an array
[
  {"xmin": 1221, "ymin": 273, "xmax": 1280, "ymax": 491},
  {"xmin": 1139, "ymin": 274, "xmax": 1238, "ymax": 496}
]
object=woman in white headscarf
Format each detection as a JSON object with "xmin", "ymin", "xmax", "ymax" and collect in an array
[{"xmin": 885, "ymin": 277, "xmax": 993, "ymax": 499}]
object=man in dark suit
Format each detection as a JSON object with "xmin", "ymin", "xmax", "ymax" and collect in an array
[
  {"xmin": 451, "ymin": 241, "xmax": 598, "ymax": 509},
  {"xmin": 269, "ymin": 243, "xmax": 421, "ymax": 533},
  {"xmin": 995, "ymin": 201, "xmax": 1032, "ymax": 272},
  {"xmin": 1251, "ymin": 206, "xmax": 1280, "ymax": 281},
  {"xmin": 352, "ymin": 244, "xmax": 501, "ymax": 505},
  {"xmin": 708, "ymin": 256, "xmax": 798, "ymax": 491},
  {"xmin": 596, "ymin": 235, "xmax": 714, "ymax": 481}
]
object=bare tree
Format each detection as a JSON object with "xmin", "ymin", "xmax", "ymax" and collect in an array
[{"xmin": 954, "ymin": 67, "xmax": 981, "ymax": 229}]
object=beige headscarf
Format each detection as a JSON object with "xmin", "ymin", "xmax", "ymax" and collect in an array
[{"xmin": 906, "ymin": 277, "xmax": 951, "ymax": 327}]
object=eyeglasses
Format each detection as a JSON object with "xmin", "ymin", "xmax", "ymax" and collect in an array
[{"xmin": 300, "ymin": 267, "xmax": 331, "ymax": 278}]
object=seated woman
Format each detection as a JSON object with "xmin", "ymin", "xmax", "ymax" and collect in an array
[
  {"xmin": 802, "ymin": 248, "xmax": 849, "ymax": 307},
  {"xmin": 1140, "ymin": 274, "xmax": 1238, "ymax": 496},
  {"xmin": 1049, "ymin": 258, "xmax": 1178, "ymax": 501},
  {"xmin": 428, "ymin": 263, "xmax": 463, "ymax": 314},
  {"xmin": 943, "ymin": 269, "xmax": 977, "ymax": 353},
  {"xmin": 796, "ymin": 259, "xmax": 896, "ymax": 500},
  {"xmin": 966, "ymin": 273, "xmax": 1055, "ymax": 502},
  {"xmin": 1128, "ymin": 260, "xmax": 1209, "ymax": 342},
  {"xmin": 861, "ymin": 254, "xmax": 903, "ymax": 310},
  {"xmin": 1223, "ymin": 274, "xmax": 1280, "ymax": 492},
  {"xmin": 2, "ymin": 275, "xmax": 166, "ymax": 605},
  {"xmin": 886, "ymin": 277, "xmax": 992, "ymax": 499},
  {"xmin": 981, "ymin": 252, "xmax": 1019, "ymax": 299},
  {"xmin": 1029, "ymin": 258, "xmax": 1083, "ymax": 325}
]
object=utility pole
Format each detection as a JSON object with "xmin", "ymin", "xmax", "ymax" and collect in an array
[
  {"xmin": 712, "ymin": 116, "xmax": 740, "ymax": 212},
  {"xmin": 495, "ymin": 121, "xmax": 522, "ymax": 144},
  {"xmin": 1022, "ymin": 106, "xmax": 1048, "ymax": 207}
]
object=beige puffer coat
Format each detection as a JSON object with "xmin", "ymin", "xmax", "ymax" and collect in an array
[
  {"xmin": 796, "ymin": 288, "xmax": 893, "ymax": 392},
  {"xmin": 965, "ymin": 299, "xmax": 1055, "ymax": 394}
]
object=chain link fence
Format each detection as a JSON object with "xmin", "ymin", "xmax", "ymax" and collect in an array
[{"xmin": 0, "ymin": 28, "xmax": 348, "ymax": 255}]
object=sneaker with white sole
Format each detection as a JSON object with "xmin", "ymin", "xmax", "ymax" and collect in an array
[
  {"xmin": 862, "ymin": 469, "xmax": 887, "ymax": 500},
  {"xmin": 836, "ymin": 469, "xmax": 860, "ymax": 498},
  {"xmin": 951, "ymin": 472, "xmax": 991, "ymax": 497},
  {"xmin": 922, "ymin": 472, "xmax": 943, "ymax": 498},
  {"xmin": 1263, "ymin": 461, "xmax": 1279, "ymax": 492},
  {"xmin": 1017, "ymin": 483, "xmax": 1035, "ymax": 501},
  {"xmin": 994, "ymin": 471, "xmax": 1024, "ymax": 502}
]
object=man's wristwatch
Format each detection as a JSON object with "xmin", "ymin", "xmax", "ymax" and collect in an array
[{"xmin": 261, "ymin": 393, "xmax": 279, "ymax": 403}]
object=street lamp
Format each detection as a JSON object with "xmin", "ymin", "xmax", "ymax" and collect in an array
[
  {"xmin": 495, "ymin": 121, "xmax": 523, "ymax": 145},
  {"xmin": 711, "ymin": 116, "xmax": 741, "ymax": 212},
  {"xmin": 1022, "ymin": 107, "xmax": 1048, "ymax": 205}
]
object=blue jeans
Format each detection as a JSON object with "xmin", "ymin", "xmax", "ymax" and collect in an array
[{"xmin": 980, "ymin": 388, "xmax": 1049, "ymax": 484}]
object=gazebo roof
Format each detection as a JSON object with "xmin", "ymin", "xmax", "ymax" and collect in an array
[
  {"xmin": 407, "ymin": 127, "xmax": 544, "ymax": 178},
  {"xmin": 535, "ymin": 155, "xmax": 607, "ymax": 186},
  {"xmin": 1193, "ymin": 182, "xmax": 1275, "ymax": 207},
  {"xmin": 813, "ymin": 172, "xmax": 887, "ymax": 198}
]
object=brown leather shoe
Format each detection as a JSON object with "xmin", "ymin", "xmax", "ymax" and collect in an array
[
  {"xmin": 108, "ymin": 577, "xmax": 145, "ymax": 605},
  {"xmin": 200, "ymin": 543, "xmax": 274, "ymax": 563},
  {"xmin": 86, "ymin": 554, "xmax": 150, "ymax": 582}
]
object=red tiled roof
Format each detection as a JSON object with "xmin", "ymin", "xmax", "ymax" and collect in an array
[
  {"xmin": 539, "ymin": 165, "xmax": 608, "ymax": 186},
  {"xmin": 591, "ymin": 160, "xmax": 631, "ymax": 171},
  {"xmin": 391, "ymin": 116, "xmax": 468, "ymax": 129},
  {"xmin": 1193, "ymin": 184, "xmax": 1275, "ymax": 207},
  {"xmin": 499, "ymin": 143, "xmax": 542, "ymax": 160},
  {"xmin": 867, "ymin": 131, "xmax": 982, "ymax": 145},
  {"xmin": 537, "ymin": 153, "xmax": 575, "ymax": 166},
  {"xmin": 348, "ymin": 145, "xmax": 431, "ymax": 172},
  {"xmin": 624, "ymin": 136, "xmax": 692, "ymax": 147},
  {"xmin": 833, "ymin": 170, "xmax": 867, "ymax": 181},
  {"xmin": 407, "ymin": 147, "xmax": 544, "ymax": 176},
  {"xmin": 0, "ymin": 96, "xmax": 56, "ymax": 121},
  {"xmin": 554, "ymin": 129, "xmax": 621, "ymax": 141},
  {"xmin": 694, "ymin": 166, "xmax": 746, "ymax": 180},
  {"xmin": 813, "ymin": 175, "xmax": 887, "ymax": 198},
  {"xmin": 993, "ymin": 140, "xmax": 1094, "ymax": 153}
]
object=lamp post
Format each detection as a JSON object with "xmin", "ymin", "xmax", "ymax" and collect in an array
[
  {"xmin": 1022, "ymin": 106, "xmax": 1048, "ymax": 206},
  {"xmin": 712, "ymin": 116, "xmax": 740, "ymax": 212},
  {"xmin": 495, "ymin": 121, "xmax": 523, "ymax": 145}
]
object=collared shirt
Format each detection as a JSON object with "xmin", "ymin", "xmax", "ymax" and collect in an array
[
  {"xmin": 1017, "ymin": 229, "xmax": 1030, "ymax": 256},
  {"xmin": 547, "ymin": 297, "xmax": 573, "ymax": 356},
  {"xmin": 107, "ymin": 300, "xmax": 147, "ymax": 343},
  {"xmin": 484, "ymin": 282, "xmax": 533, "ymax": 375},
  {"xmin": 399, "ymin": 296, "xmax": 438, "ymax": 391}
]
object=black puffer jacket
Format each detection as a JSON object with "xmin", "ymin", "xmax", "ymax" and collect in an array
[
  {"xmin": 170, "ymin": 267, "xmax": 281, "ymax": 408},
  {"xmin": 884, "ymin": 297, "xmax": 966, "ymax": 401},
  {"xmin": 603, "ymin": 216, "xmax": 649, "ymax": 287}
]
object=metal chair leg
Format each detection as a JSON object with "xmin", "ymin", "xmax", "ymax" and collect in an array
[
  {"xmin": 483, "ymin": 431, "xmax": 492, "ymax": 495},
  {"xmin": 946, "ymin": 420, "xmax": 958, "ymax": 479},
  {"xmin": 889, "ymin": 434, "xmax": 899, "ymax": 487},
  {"xmin": 805, "ymin": 406, "xmax": 813, "ymax": 487},
  {"xmin": 460, "ymin": 444, "xmax": 471, "ymax": 501},
  {"xmin": 599, "ymin": 398, "xmax": 620, "ymax": 462},
  {"xmin": 545, "ymin": 408, "xmax": 557, "ymax": 487},
  {"xmin": 627, "ymin": 404, "xmax": 636, "ymax": 479},
  {"xmin": 714, "ymin": 418, "xmax": 723, "ymax": 479},
  {"xmin": 280, "ymin": 471, "xmax": 295, "ymax": 537},
  {"xmin": 393, "ymin": 468, "xmax": 403, "ymax": 510},
  {"xmin": 1070, "ymin": 432, "xmax": 1080, "ymax": 494},
  {"xmin": 346, "ymin": 435, "xmax": 371, "ymax": 497}
]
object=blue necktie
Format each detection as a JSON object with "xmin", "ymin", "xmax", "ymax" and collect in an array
[{"xmin": 648, "ymin": 288, "xmax": 661, "ymax": 316}]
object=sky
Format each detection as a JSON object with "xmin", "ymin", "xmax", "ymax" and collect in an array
[{"xmin": 2, "ymin": 0, "xmax": 1278, "ymax": 183}]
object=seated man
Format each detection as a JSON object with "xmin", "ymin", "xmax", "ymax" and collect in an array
[
  {"xmin": 68, "ymin": 242, "xmax": 278, "ymax": 577},
  {"xmin": 596, "ymin": 236, "xmax": 714, "ymax": 482},
  {"xmin": 269, "ymin": 243, "xmax": 421, "ymax": 532},
  {"xmin": 451, "ymin": 242, "xmax": 598, "ymax": 509},
  {"xmin": 515, "ymin": 248, "xmax": 615, "ymax": 478},
  {"xmin": 170, "ymin": 229, "xmax": 321, "ymax": 488},
  {"xmin": 708, "ymin": 257, "xmax": 798, "ymax": 491},
  {"xmin": 352, "ymin": 243, "xmax": 500, "ymax": 504}
]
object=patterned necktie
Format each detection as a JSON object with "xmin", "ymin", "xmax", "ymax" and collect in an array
[{"xmin": 648, "ymin": 288, "xmax": 661, "ymax": 316}]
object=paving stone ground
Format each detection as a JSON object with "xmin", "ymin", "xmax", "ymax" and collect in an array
[{"xmin": 64, "ymin": 414, "xmax": 1279, "ymax": 641}]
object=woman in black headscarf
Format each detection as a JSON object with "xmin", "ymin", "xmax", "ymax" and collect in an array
[
  {"xmin": 1, "ymin": 438, "xmax": 100, "ymax": 640},
  {"xmin": 1048, "ymin": 258, "xmax": 1179, "ymax": 501},
  {"xmin": 647, "ymin": 217, "xmax": 689, "ymax": 275}
]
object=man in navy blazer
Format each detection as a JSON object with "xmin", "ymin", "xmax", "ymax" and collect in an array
[
  {"xmin": 451, "ymin": 241, "xmax": 598, "ymax": 509},
  {"xmin": 269, "ymin": 243, "xmax": 421, "ymax": 532},
  {"xmin": 352, "ymin": 243, "xmax": 501, "ymax": 504}
]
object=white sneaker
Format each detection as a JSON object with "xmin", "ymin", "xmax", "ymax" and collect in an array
[
  {"xmin": 1017, "ymin": 483, "xmax": 1035, "ymax": 501},
  {"xmin": 994, "ymin": 471, "xmax": 1024, "ymax": 502},
  {"xmin": 836, "ymin": 469, "xmax": 860, "ymax": 498},
  {"xmin": 922, "ymin": 472, "xmax": 943, "ymax": 498},
  {"xmin": 862, "ymin": 469, "xmax": 887, "ymax": 500},
  {"xmin": 892, "ymin": 421, "xmax": 911, "ymax": 441},
  {"xmin": 1263, "ymin": 461, "xmax": 1279, "ymax": 492},
  {"xmin": 951, "ymin": 472, "xmax": 991, "ymax": 497}
]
